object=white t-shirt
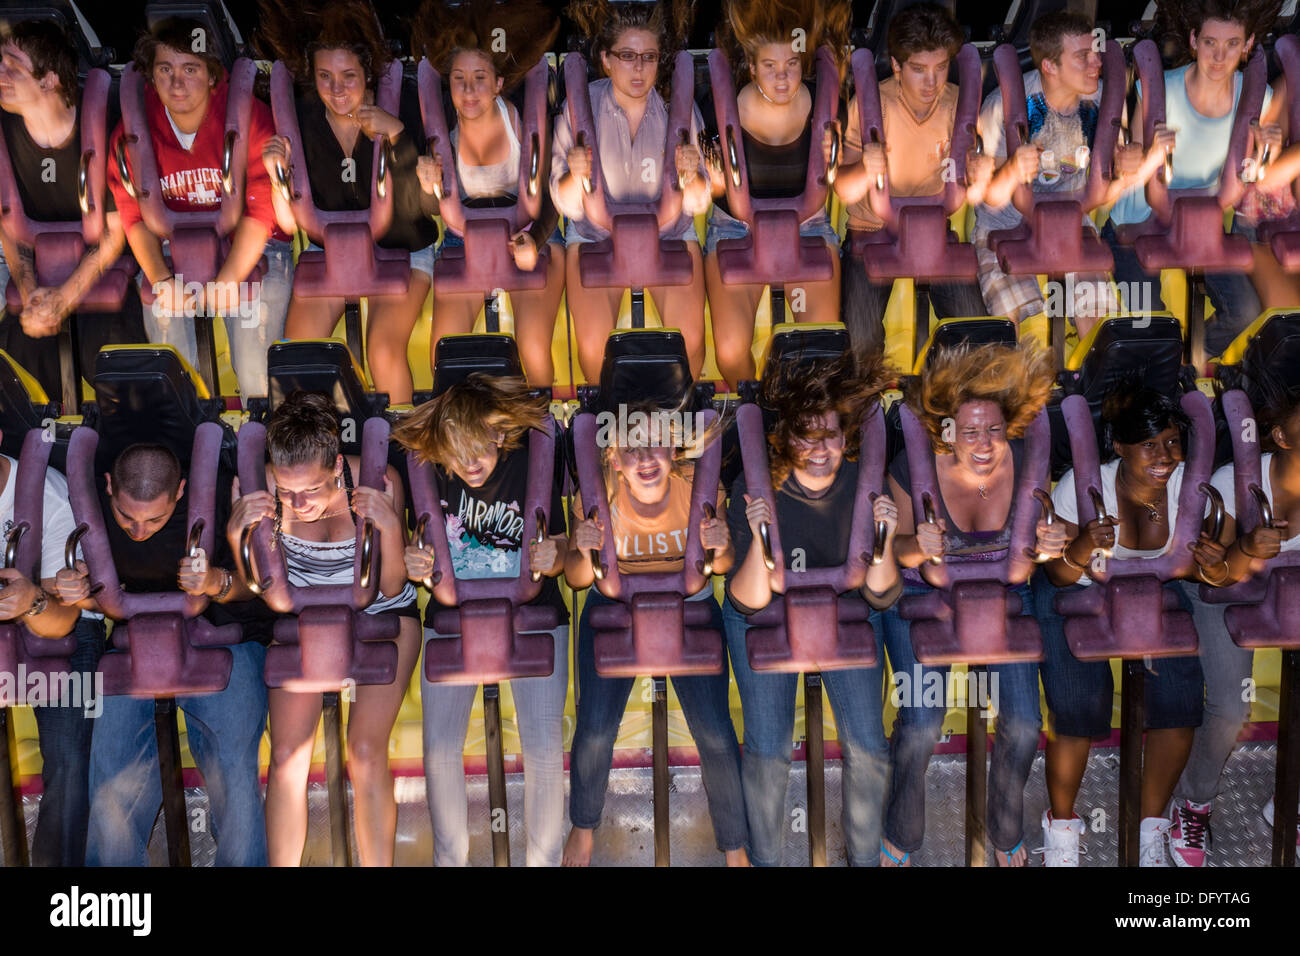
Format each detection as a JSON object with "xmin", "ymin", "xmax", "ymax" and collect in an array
[
  {"xmin": 1051, "ymin": 459, "xmax": 1185, "ymax": 586},
  {"xmin": 0, "ymin": 453, "xmax": 79, "ymax": 580},
  {"xmin": 1211, "ymin": 453, "xmax": 1300, "ymax": 553}
]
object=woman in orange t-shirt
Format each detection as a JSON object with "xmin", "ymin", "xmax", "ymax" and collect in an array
[{"xmin": 561, "ymin": 417, "xmax": 748, "ymax": 865}]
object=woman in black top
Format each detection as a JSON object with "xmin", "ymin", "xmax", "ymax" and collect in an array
[
  {"xmin": 702, "ymin": 0, "xmax": 850, "ymax": 387},
  {"xmin": 393, "ymin": 374, "xmax": 571, "ymax": 866},
  {"xmin": 257, "ymin": 0, "xmax": 438, "ymax": 404}
]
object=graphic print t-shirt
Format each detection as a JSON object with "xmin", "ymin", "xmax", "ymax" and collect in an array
[{"xmin": 429, "ymin": 440, "xmax": 568, "ymax": 624}]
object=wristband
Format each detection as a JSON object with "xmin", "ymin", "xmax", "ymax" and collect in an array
[
  {"xmin": 214, "ymin": 568, "xmax": 234, "ymax": 601},
  {"xmin": 1197, "ymin": 560, "xmax": 1230, "ymax": 586},
  {"xmin": 22, "ymin": 589, "xmax": 49, "ymax": 618},
  {"xmin": 1060, "ymin": 547, "xmax": 1089, "ymax": 573}
]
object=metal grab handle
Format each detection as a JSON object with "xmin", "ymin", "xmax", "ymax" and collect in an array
[
  {"xmin": 376, "ymin": 141, "xmax": 392, "ymax": 201},
  {"xmin": 531, "ymin": 507, "xmax": 546, "ymax": 583},
  {"xmin": 239, "ymin": 521, "xmax": 273, "ymax": 594},
  {"xmin": 1026, "ymin": 487, "xmax": 1059, "ymax": 563},
  {"xmin": 1087, "ymin": 486, "xmax": 1115, "ymax": 558},
  {"xmin": 1250, "ymin": 483, "xmax": 1274, "ymax": 528},
  {"xmin": 77, "ymin": 149, "xmax": 93, "ymax": 215},
  {"xmin": 115, "ymin": 136, "xmax": 138, "ymax": 199},
  {"xmin": 757, "ymin": 520, "xmax": 776, "ymax": 571},
  {"xmin": 1162, "ymin": 142, "xmax": 1174, "ymax": 186},
  {"xmin": 871, "ymin": 519, "xmax": 887, "ymax": 566},
  {"xmin": 1201, "ymin": 482, "xmax": 1225, "ymax": 541},
  {"xmin": 676, "ymin": 128, "xmax": 691, "ymax": 191},
  {"xmin": 358, "ymin": 518, "xmax": 375, "ymax": 590},
  {"xmin": 965, "ymin": 129, "xmax": 985, "ymax": 187},
  {"xmin": 424, "ymin": 137, "xmax": 444, "ymax": 200},
  {"xmin": 697, "ymin": 501, "xmax": 718, "ymax": 577},
  {"xmin": 528, "ymin": 132, "xmax": 541, "ymax": 197},
  {"xmin": 63, "ymin": 523, "xmax": 103, "ymax": 597},
  {"xmin": 920, "ymin": 492, "xmax": 943, "ymax": 565},
  {"xmin": 273, "ymin": 161, "xmax": 293, "ymax": 204},
  {"xmin": 221, "ymin": 129, "xmax": 237, "ymax": 195},
  {"xmin": 869, "ymin": 128, "xmax": 885, "ymax": 191},
  {"xmin": 725, "ymin": 125, "xmax": 741, "ymax": 188},
  {"xmin": 4, "ymin": 521, "xmax": 27, "ymax": 570},
  {"xmin": 412, "ymin": 513, "xmax": 442, "ymax": 589},
  {"xmin": 825, "ymin": 121, "xmax": 841, "ymax": 186},
  {"xmin": 1257, "ymin": 142, "xmax": 1272, "ymax": 182},
  {"xmin": 575, "ymin": 132, "xmax": 593, "ymax": 194},
  {"xmin": 187, "ymin": 517, "xmax": 205, "ymax": 558},
  {"xmin": 586, "ymin": 507, "xmax": 606, "ymax": 580},
  {"xmin": 1015, "ymin": 120, "xmax": 1036, "ymax": 184}
]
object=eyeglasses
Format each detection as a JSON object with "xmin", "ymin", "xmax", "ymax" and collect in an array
[{"xmin": 608, "ymin": 49, "xmax": 660, "ymax": 64}]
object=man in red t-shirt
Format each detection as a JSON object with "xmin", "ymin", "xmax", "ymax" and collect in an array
[{"xmin": 107, "ymin": 17, "xmax": 293, "ymax": 399}]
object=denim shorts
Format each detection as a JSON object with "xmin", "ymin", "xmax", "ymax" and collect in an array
[
  {"xmin": 304, "ymin": 240, "xmax": 435, "ymax": 278},
  {"xmin": 703, "ymin": 209, "xmax": 840, "ymax": 256},
  {"xmin": 564, "ymin": 219, "xmax": 699, "ymax": 247},
  {"xmin": 434, "ymin": 226, "xmax": 563, "ymax": 260},
  {"xmin": 1034, "ymin": 574, "xmax": 1205, "ymax": 737}
]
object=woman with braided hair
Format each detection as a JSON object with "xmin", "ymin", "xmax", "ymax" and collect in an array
[
  {"xmin": 411, "ymin": 0, "xmax": 566, "ymax": 386},
  {"xmin": 228, "ymin": 390, "xmax": 420, "ymax": 865},
  {"xmin": 702, "ymin": 0, "xmax": 850, "ymax": 387},
  {"xmin": 255, "ymin": 0, "xmax": 438, "ymax": 404},
  {"xmin": 551, "ymin": 0, "xmax": 712, "ymax": 383}
]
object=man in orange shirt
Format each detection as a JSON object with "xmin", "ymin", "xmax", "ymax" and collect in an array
[{"xmin": 836, "ymin": 3, "xmax": 994, "ymax": 357}]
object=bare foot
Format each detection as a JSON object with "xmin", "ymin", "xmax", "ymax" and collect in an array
[
  {"xmin": 562, "ymin": 826, "xmax": 594, "ymax": 866},
  {"xmin": 994, "ymin": 842, "xmax": 1027, "ymax": 867},
  {"xmin": 724, "ymin": 848, "xmax": 750, "ymax": 867},
  {"xmin": 880, "ymin": 837, "xmax": 912, "ymax": 867}
]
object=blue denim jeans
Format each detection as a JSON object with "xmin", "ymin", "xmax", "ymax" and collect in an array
[
  {"xmin": 85, "ymin": 640, "xmax": 269, "ymax": 866},
  {"xmin": 31, "ymin": 615, "xmax": 105, "ymax": 866},
  {"xmin": 722, "ymin": 595, "xmax": 890, "ymax": 866},
  {"xmin": 421, "ymin": 623, "xmax": 569, "ymax": 866},
  {"xmin": 568, "ymin": 589, "xmax": 747, "ymax": 853},
  {"xmin": 840, "ymin": 237, "xmax": 989, "ymax": 356},
  {"xmin": 1101, "ymin": 220, "xmax": 1260, "ymax": 357},
  {"xmin": 141, "ymin": 237, "xmax": 294, "ymax": 399},
  {"xmin": 880, "ymin": 579, "xmax": 1043, "ymax": 855},
  {"xmin": 1034, "ymin": 575, "xmax": 1205, "ymax": 737}
]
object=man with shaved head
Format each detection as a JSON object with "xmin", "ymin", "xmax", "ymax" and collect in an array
[{"xmin": 56, "ymin": 441, "xmax": 275, "ymax": 866}]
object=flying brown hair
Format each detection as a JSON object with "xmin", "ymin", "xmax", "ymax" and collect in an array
[
  {"xmin": 1155, "ymin": 0, "xmax": 1283, "ymax": 67},
  {"xmin": 391, "ymin": 373, "xmax": 548, "ymax": 469},
  {"xmin": 717, "ymin": 0, "xmax": 852, "ymax": 88},
  {"xmin": 759, "ymin": 349, "xmax": 893, "ymax": 487},
  {"xmin": 411, "ymin": 0, "xmax": 559, "ymax": 94},
  {"xmin": 566, "ymin": 0, "xmax": 693, "ymax": 97},
  {"xmin": 254, "ymin": 0, "xmax": 392, "ymax": 88},
  {"xmin": 905, "ymin": 343, "xmax": 1055, "ymax": 454}
]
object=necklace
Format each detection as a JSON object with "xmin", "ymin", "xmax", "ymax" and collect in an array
[
  {"xmin": 977, "ymin": 483, "xmax": 988, "ymax": 499},
  {"xmin": 1118, "ymin": 467, "xmax": 1162, "ymax": 523}
]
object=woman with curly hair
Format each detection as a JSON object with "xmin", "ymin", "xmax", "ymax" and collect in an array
[
  {"xmin": 411, "ymin": 0, "xmax": 566, "ymax": 386},
  {"xmin": 1105, "ymin": 0, "xmax": 1284, "ymax": 359},
  {"xmin": 722, "ymin": 350, "xmax": 902, "ymax": 866},
  {"xmin": 551, "ymin": 0, "xmax": 712, "ymax": 383},
  {"xmin": 562, "ymin": 401, "xmax": 747, "ymax": 865},
  {"xmin": 228, "ymin": 390, "xmax": 420, "ymax": 866},
  {"xmin": 1034, "ymin": 385, "xmax": 1221, "ymax": 867},
  {"xmin": 702, "ymin": 0, "xmax": 850, "ymax": 386},
  {"xmin": 256, "ymin": 0, "xmax": 438, "ymax": 403},
  {"xmin": 392, "ymin": 374, "xmax": 570, "ymax": 866},
  {"xmin": 881, "ymin": 342, "xmax": 1064, "ymax": 867}
]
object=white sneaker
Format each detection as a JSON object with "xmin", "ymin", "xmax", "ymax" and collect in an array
[
  {"xmin": 1036, "ymin": 810, "xmax": 1085, "ymax": 867},
  {"xmin": 1261, "ymin": 797, "xmax": 1300, "ymax": 847},
  {"xmin": 1140, "ymin": 817, "xmax": 1171, "ymax": 867}
]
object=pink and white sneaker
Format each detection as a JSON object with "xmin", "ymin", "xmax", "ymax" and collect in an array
[{"xmin": 1169, "ymin": 800, "xmax": 1212, "ymax": 868}]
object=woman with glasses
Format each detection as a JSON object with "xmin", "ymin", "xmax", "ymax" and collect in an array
[{"xmin": 551, "ymin": 0, "xmax": 711, "ymax": 382}]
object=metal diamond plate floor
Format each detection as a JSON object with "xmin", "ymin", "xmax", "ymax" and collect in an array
[{"xmin": 11, "ymin": 742, "xmax": 1292, "ymax": 865}]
